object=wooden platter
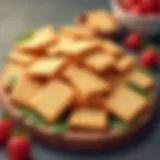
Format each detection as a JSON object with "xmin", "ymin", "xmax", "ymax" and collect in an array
[{"xmin": 0, "ymin": 85, "xmax": 155, "ymax": 151}]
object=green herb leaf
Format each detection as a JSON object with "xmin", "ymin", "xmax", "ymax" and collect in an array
[
  {"xmin": 8, "ymin": 75, "xmax": 17, "ymax": 86},
  {"xmin": 20, "ymin": 108, "xmax": 68, "ymax": 133},
  {"xmin": 126, "ymin": 81, "xmax": 151, "ymax": 100},
  {"xmin": 109, "ymin": 118, "xmax": 127, "ymax": 130},
  {"xmin": 141, "ymin": 68, "xmax": 154, "ymax": 75},
  {"xmin": 142, "ymin": 41, "xmax": 155, "ymax": 49},
  {"xmin": 21, "ymin": 108, "xmax": 45, "ymax": 126},
  {"xmin": 17, "ymin": 31, "xmax": 34, "ymax": 43},
  {"xmin": 51, "ymin": 120, "xmax": 68, "ymax": 133}
]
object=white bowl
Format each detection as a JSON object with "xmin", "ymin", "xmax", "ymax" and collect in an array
[{"xmin": 111, "ymin": 0, "xmax": 160, "ymax": 36}]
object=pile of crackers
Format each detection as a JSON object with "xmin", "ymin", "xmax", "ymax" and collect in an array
[{"xmin": 1, "ymin": 22, "xmax": 155, "ymax": 131}]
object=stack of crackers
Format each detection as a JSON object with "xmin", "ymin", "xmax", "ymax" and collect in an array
[{"xmin": 1, "ymin": 23, "xmax": 155, "ymax": 131}]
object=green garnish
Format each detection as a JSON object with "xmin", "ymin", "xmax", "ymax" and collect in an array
[
  {"xmin": 126, "ymin": 81, "xmax": 151, "ymax": 100},
  {"xmin": 140, "ymin": 68, "xmax": 154, "ymax": 76},
  {"xmin": 141, "ymin": 41, "xmax": 156, "ymax": 49},
  {"xmin": 20, "ymin": 108, "xmax": 68, "ymax": 133},
  {"xmin": 17, "ymin": 31, "xmax": 34, "ymax": 43},
  {"xmin": 8, "ymin": 75, "xmax": 17, "ymax": 86},
  {"xmin": 109, "ymin": 118, "xmax": 127, "ymax": 130},
  {"xmin": 21, "ymin": 108, "xmax": 45, "ymax": 126},
  {"xmin": 51, "ymin": 120, "xmax": 68, "ymax": 134}
]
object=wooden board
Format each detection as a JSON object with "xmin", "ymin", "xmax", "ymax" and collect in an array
[{"xmin": 0, "ymin": 84, "xmax": 155, "ymax": 151}]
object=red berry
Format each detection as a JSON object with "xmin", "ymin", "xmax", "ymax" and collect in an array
[
  {"xmin": 124, "ymin": 33, "xmax": 142, "ymax": 49},
  {"xmin": 156, "ymin": 9, "xmax": 160, "ymax": 15},
  {"xmin": 140, "ymin": 0, "xmax": 156, "ymax": 13},
  {"xmin": 7, "ymin": 136, "xmax": 31, "ymax": 160},
  {"xmin": 121, "ymin": 0, "xmax": 138, "ymax": 11},
  {"xmin": 140, "ymin": 48, "xmax": 158, "ymax": 67},
  {"xmin": 150, "ymin": 10, "xmax": 159, "ymax": 16},
  {"xmin": 0, "ymin": 119, "xmax": 13, "ymax": 143},
  {"xmin": 130, "ymin": 5, "xmax": 146, "ymax": 14}
]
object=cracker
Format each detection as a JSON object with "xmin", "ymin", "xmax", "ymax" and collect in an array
[
  {"xmin": 7, "ymin": 52, "xmax": 35, "ymax": 66},
  {"xmin": 116, "ymin": 56, "xmax": 136, "ymax": 72},
  {"xmin": 64, "ymin": 66, "xmax": 111, "ymax": 101},
  {"xmin": 84, "ymin": 52, "xmax": 115, "ymax": 72},
  {"xmin": 60, "ymin": 25, "xmax": 94, "ymax": 40},
  {"xmin": 101, "ymin": 40, "xmax": 125, "ymax": 58},
  {"xmin": 128, "ymin": 70, "xmax": 155, "ymax": 90},
  {"xmin": 1, "ymin": 63, "xmax": 25, "ymax": 87},
  {"xmin": 105, "ymin": 86, "xmax": 148, "ymax": 123},
  {"xmin": 18, "ymin": 25, "xmax": 56, "ymax": 52},
  {"xmin": 28, "ymin": 57, "xmax": 66, "ymax": 77},
  {"xmin": 85, "ymin": 10, "xmax": 119, "ymax": 34},
  {"xmin": 30, "ymin": 80, "xmax": 74, "ymax": 122},
  {"xmin": 69, "ymin": 107, "xmax": 107, "ymax": 130},
  {"xmin": 11, "ymin": 76, "xmax": 42, "ymax": 107},
  {"xmin": 48, "ymin": 40, "xmax": 99, "ymax": 57}
]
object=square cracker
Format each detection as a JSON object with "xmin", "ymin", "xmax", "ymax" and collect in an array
[
  {"xmin": 30, "ymin": 80, "xmax": 74, "ymax": 123},
  {"xmin": 85, "ymin": 10, "xmax": 119, "ymax": 33},
  {"xmin": 105, "ymin": 86, "xmax": 148, "ymax": 123},
  {"xmin": 116, "ymin": 56, "xmax": 136, "ymax": 72},
  {"xmin": 101, "ymin": 40, "xmax": 125, "ymax": 58},
  {"xmin": 1, "ymin": 63, "xmax": 25, "ymax": 87},
  {"xmin": 18, "ymin": 25, "xmax": 56, "ymax": 52},
  {"xmin": 47, "ymin": 40, "xmax": 99, "ymax": 57},
  {"xmin": 28, "ymin": 57, "xmax": 66, "ymax": 77},
  {"xmin": 69, "ymin": 107, "xmax": 107, "ymax": 130},
  {"xmin": 47, "ymin": 38, "xmax": 73, "ymax": 56},
  {"xmin": 11, "ymin": 76, "xmax": 42, "ymax": 107},
  {"xmin": 84, "ymin": 52, "xmax": 115, "ymax": 72},
  {"xmin": 7, "ymin": 52, "xmax": 35, "ymax": 66},
  {"xmin": 64, "ymin": 66, "xmax": 111, "ymax": 101},
  {"xmin": 60, "ymin": 25, "xmax": 94, "ymax": 40},
  {"xmin": 128, "ymin": 70, "xmax": 155, "ymax": 90}
]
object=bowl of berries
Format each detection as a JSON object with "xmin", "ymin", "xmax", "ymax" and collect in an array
[{"xmin": 111, "ymin": 0, "xmax": 160, "ymax": 36}]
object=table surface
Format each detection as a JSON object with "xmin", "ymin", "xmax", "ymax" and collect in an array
[{"xmin": 0, "ymin": 0, "xmax": 160, "ymax": 159}]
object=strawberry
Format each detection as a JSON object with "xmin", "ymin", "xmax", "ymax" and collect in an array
[
  {"xmin": 156, "ymin": 9, "xmax": 160, "ymax": 15},
  {"xmin": 140, "ymin": 48, "xmax": 158, "ymax": 67},
  {"xmin": 124, "ymin": 33, "xmax": 142, "ymax": 49},
  {"xmin": 7, "ymin": 135, "xmax": 31, "ymax": 160},
  {"xmin": 0, "ymin": 119, "xmax": 13, "ymax": 144},
  {"xmin": 140, "ymin": 0, "xmax": 156, "ymax": 13},
  {"xmin": 121, "ymin": 0, "xmax": 138, "ymax": 11},
  {"xmin": 130, "ymin": 5, "xmax": 146, "ymax": 14}
]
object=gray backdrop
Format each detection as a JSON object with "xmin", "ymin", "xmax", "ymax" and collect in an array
[{"xmin": 0, "ymin": 0, "xmax": 160, "ymax": 160}]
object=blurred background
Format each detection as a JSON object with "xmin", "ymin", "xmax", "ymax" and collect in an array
[{"xmin": 0, "ymin": 0, "xmax": 160, "ymax": 160}]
